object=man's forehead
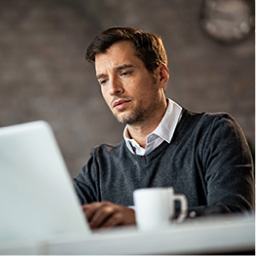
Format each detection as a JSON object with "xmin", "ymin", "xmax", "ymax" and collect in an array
[{"xmin": 95, "ymin": 41, "xmax": 140, "ymax": 73}]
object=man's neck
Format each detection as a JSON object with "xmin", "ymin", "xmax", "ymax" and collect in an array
[{"xmin": 126, "ymin": 99, "xmax": 168, "ymax": 148}]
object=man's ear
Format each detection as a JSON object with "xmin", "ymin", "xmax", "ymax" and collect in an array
[{"xmin": 157, "ymin": 63, "xmax": 169, "ymax": 89}]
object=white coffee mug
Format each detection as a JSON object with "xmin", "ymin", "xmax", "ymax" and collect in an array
[{"xmin": 133, "ymin": 187, "xmax": 187, "ymax": 231}]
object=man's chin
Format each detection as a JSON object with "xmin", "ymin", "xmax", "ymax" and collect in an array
[
  {"xmin": 112, "ymin": 108, "xmax": 144, "ymax": 125},
  {"xmin": 114, "ymin": 113, "xmax": 131, "ymax": 124},
  {"xmin": 115, "ymin": 113, "xmax": 142, "ymax": 125},
  {"xmin": 115, "ymin": 115, "xmax": 129, "ymax": 124}
]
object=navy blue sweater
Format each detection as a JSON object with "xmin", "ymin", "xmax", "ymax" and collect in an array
[{"xmin": 73, "ymin": 109, "xmax": 254, "ymax": 217}]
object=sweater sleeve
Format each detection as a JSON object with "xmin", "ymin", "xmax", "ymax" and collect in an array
[
  {"xmin": 73, "ymin": 148, "xmax": 100, "ymax": 205},
  {"xmin": 188, "ymin": 113, "xmax": 254, "ymax": 218}
]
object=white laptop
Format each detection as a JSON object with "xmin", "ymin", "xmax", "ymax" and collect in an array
[{"xmin": 0, "ymin": 121, "xmax": 93, "ymax": 242}]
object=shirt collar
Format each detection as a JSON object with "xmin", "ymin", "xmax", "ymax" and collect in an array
[
  {"xmin": 123, "ymin": 99, "xmax": 182, "ymax": 154},
  {"xmin": 151, "ymin": 98, "xmax": 182, "ymax": 143}
]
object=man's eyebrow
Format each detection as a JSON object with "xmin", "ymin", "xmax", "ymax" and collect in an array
[
  {"xmin": 96, "ymin": 64, "xmax": 135, "ymax": 80},
  {"xmin": 96, "ymin": 73, "xmax": 107, "ymax": 80},
  {"xmin": 114, "ymin": 64, "xmax": 135, "ymax": 72}
]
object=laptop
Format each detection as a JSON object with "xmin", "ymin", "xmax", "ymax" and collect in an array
[{"xmin": 0, "ymin": 121, "xmax": 93, "ymax": 242}]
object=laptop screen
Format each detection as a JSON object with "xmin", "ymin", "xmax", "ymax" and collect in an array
[{"xmin": 0, "ymin": 121, "xmax": 91, "ymax": 242}]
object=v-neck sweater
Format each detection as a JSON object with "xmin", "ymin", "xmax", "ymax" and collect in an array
[{"xmin": 73, "ymin": 108, "xmax": 254, "ymax": 217}]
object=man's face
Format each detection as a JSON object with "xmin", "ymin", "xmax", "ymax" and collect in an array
[{"xmin": 95, "ymin": 41, "xmax": 165, "ymax": 125}]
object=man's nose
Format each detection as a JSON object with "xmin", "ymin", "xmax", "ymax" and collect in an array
[{"xmin": 109, "ymin": 77, "xmax": 124, "ymax": 96}]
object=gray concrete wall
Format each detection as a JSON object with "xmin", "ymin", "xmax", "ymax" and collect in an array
[{"xmin": 0, "ymin": 0, "xmax": 254, "ymax": 178}]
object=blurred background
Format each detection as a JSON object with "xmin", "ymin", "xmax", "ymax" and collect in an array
[{"xmin": 0, "ymin": 0, "xmax": 254, "ymax": 178}]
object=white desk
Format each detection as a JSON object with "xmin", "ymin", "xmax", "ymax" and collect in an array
[{"xmin": 0, "ymin": 214, "xmax": 254, "ymax": 255}]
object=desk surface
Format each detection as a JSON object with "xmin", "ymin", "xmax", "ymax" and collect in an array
[{"xmin": 0, "ymin": 214, "xmax": 254, "ymax": 255}]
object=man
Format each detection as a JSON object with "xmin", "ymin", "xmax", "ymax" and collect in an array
[{"xmin": 73, "ymin": 27, "xmax": 254, "ymax": 229}]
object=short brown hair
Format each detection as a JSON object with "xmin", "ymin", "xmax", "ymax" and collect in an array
[{"xmin": 86, "ymin": 27, "xmax": 168, "ymax": 73}]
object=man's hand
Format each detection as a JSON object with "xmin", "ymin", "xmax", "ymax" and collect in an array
[{"xmin": 82, "ymin": 201, "xmax": 136, "ymax": 229}]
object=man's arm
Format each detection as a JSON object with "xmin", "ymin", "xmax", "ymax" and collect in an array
[
  {"xmin": 73, "ymin": 152, "xmax": 100, "ymax": 205},
  {"xmin": 187, "ymin": 113, "xmax": 254, "ymax": 218},
  {"xmin": 73, "ymin": 147, "xmax": 135, "ymax": 229}
]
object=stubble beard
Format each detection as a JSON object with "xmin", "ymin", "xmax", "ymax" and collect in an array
[{"xmin": 113, "ymin": 103, "xmax": 157, "ymax": 125}]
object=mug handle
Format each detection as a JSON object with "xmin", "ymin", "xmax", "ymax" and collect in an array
[{"xmin": 173, "ymin": 194, "xmax": 188, "ymax": 223}]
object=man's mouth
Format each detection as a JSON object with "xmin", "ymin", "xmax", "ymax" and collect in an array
[{"xmin": 113, "ymin": 99, "xmax": 131, "ymax": 110}]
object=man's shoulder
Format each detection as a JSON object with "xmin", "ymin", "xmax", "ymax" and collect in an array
[
  {"xmin": 182, "ymin": 108, "xmax": 235, "ymax": 125},
  {"xmin": 179, "ymin": 109, "xmax": 240, "ymax": 139},
  {"xmin": 90, "ymin": 140, "xmax": 127, "ymax": 157}
]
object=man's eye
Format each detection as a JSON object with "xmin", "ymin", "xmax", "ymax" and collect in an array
[
  {"xmin": 121, "ymin": 71, "xmax": 132, "ymax": 76},
  {"xmin": 99, "ymin": 79, "xmax": 107, "ymax": 85}
]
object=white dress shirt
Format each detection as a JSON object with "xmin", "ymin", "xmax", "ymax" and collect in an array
[{"xmin": 123, "ymin": 98, "xmax": 182, "ymax": 155}]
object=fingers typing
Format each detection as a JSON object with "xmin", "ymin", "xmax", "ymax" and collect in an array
[{"xmin": 82, "ymin": 201, "xmax": 135, "ymax": 229}]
